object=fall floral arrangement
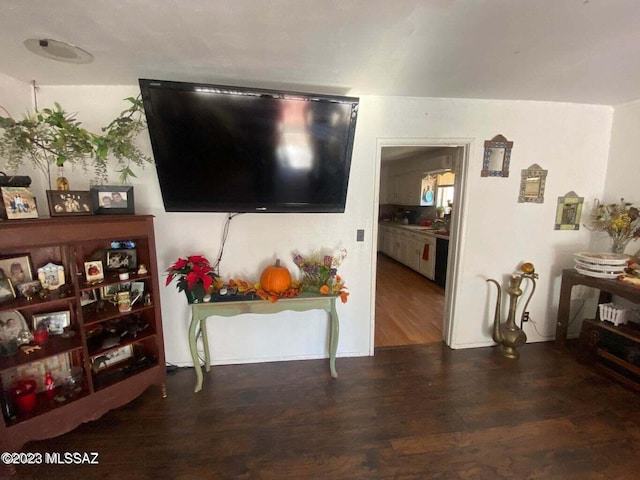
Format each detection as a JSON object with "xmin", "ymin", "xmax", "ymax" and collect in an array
[
  {"xmin": 165, "ymin": 255, "xmax": 218, "ymax": 303},
  {"xmin": 292, "ymin": 249, "xmax": 349, "ymax": 303},
  {"xmin": 588, "ymin": 198, "xmax": 640, "ymax": 254}
]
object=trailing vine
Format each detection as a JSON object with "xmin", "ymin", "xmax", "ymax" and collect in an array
[{"xmin": 0, "ymin": 96, "xmax": 152, "ymax": 187}]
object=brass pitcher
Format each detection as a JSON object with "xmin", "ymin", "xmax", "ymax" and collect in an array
[{"xmin": 486, "ymin": 263, "xmax": 538, "ymax": 359}]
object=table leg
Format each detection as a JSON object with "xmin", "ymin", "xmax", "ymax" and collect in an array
[
  {"xmin": 555, "ymin": 276, "xmax": 574, "ymax": 348},
  {"xmin": 201, "ymin": 314, "xmax": 211, "ymax": 373},
  {"xmin": 329, "ymin": 299, "xmax": 339, "ymax": 378},
  {"xmin": 188, "ymin": 312, "xmax": 203, "ymax": 393}
]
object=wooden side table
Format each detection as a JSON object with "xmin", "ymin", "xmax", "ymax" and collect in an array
[
  {"xmin": 556, "ymin": 269, "xmax": 640, "ymax": 347},
  {"xmin": 188, "ymin": 293, "xmax": 339, "ymax": 392}
]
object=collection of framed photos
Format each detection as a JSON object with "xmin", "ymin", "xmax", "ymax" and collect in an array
[{"xmin": 0, "ymin": 185, "xmax": 134, "ymax": 220}]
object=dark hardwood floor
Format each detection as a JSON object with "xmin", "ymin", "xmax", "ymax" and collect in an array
[
  {"xmin": 12, "ymin": 342, "xmax": 640, "ymax": 479},
  {"xmin": 375, "ymin": 253, "xmax": 444, "ymax": 347}
]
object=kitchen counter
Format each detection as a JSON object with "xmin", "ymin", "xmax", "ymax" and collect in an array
[{"xmin": 379, "ymin": 222, "xmax": 450, "ymax": 239}]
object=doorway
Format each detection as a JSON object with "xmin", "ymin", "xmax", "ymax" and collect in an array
[{"xmin": 370, "ymin": 139, "xmax": 470, "ymax": 351}]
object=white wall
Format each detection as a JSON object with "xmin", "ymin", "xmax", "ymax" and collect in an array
[
  {"xmin": 3, "ymin": 84, "xmax": 614, "ymax": 366},
  {"xmin": 606, "ymin": 100, "xmax": 640, "ymax": 256}
]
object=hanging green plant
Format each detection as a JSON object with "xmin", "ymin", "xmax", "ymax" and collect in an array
[{"xmin": 0, "ymin": 96, "xmax": 152, "ymax": 187}]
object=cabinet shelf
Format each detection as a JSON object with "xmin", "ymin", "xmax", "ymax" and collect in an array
[
  {"xmin": 92, "ymin": 356, "xmax": 157, "ymax": 392},
  {"xmin": 4, "ymin": 384, "xmax": 91, "ymax": 427},
  {"xmin": 83, "ymin": 302, "xmax": 154, "ymax": 328},
  {"xmin": 88, "ymin": 330, "xmax": 157, "ymax": 359},
  {"xmin": 80, "ymin": 272, "xmax": 151, "ymax": 292},
  {"xmin": 0, "ymin": 291, "xmax": 77, "ymax": 315},
  {"xmin": 0, "ymin": 335, "xmax": 83, "ymax": 371}
]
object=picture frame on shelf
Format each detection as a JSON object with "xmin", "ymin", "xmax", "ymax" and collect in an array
[
  {"xmin": 130, "ymin": 281, "xmax": 144, "ymax": 298},
  {"xmin": 0, "ymin": 276, "xmax": 16, "ymax": 303},
  {"xmin": 0, "ymin": 186, "xmax": 39, "ymax": 219},
  {"xmin": 0, "ymin": 253, "xmax": 34, "ymax": 288},
  {"xmin": 105, "ymin": 248, "xmax": 137, "ymax": 271},
  {"xmin": 91, "ymin": 344, "xmax": 134, "ymax": 372},
  {"xmin": 16, "ymin": 280, "xmax": 42, "ymax": 300},
  {"xmin": 80, "ymin": 289, "xmax": 98, "ymax": 306},
  {"xmin": 100, "ymin": 284, "xmax": 120, "ymax": 300},
  {"xmin": 37, "ymin": 262, "xmax": 65, "ymax": 290},
  {"xmin": 84, "ymin": 260, "xmax": 104, "ymax": 283},
  {"xmin": 32, "ymin": 310, "xmax": 71, "ymax": 335},
  {"xmin": 46, "ymin": 190, "xmax": 93, "ymax": 216},
  {"xmin": 90, "ymin": 185, "xmax": 134, "ymax": 215}
]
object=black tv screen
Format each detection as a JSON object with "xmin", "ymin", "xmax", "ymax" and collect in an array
[{"xmin": 138, "ymin": 79, "xmax": 359, "ymax": 213}]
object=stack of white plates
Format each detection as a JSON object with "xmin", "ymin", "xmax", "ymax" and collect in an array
[{"xmin": 574, "ymin": 252, "xmax": 629, "ymax": 279}]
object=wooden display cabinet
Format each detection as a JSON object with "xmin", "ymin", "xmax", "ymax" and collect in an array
[{"xmin": 0, "ymin": 215, "xmax": 166, "ymax": 452}]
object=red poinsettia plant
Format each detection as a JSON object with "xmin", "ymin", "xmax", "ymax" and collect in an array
[{"xmin": 165, "ymin": 255, "xmax": 218, "ymax": 301}]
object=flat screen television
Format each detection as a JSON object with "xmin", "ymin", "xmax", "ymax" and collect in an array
[{"xmin": 138, "ymin": 79, "xmax": 359, "ymax": 213}]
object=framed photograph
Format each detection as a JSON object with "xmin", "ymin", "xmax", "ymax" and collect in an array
[
  {"xmin": 105, "ymin": 249, "xmax": 137, "ymax": 271},
  {"xmin": 101, "ymin": 284, "xmax": 120, "ymax": 300},
  {"xmin": 130, "ymin": 281, "xmax": 145, "ymax": 298},
  {"xmin": 84, "ymin": 261, "xmax": 104, "ymax": 283},
  {"xmin": 16, "ymin": 280, "xmax": 42, "ymax": 300},
  {"xmin": 37, "ymin": 262, "xmax": 65, "ymax": 290},
  {"xmin": 0, "ymin": 186, "xmax": 39, "ymax": 219},
  {"xmin": 32, "ymin": 310, "xmax": 71, "ymax": 335},
  {"xmin": 80, "ymin": 289, "xmax": 98, "ymax": 306},
  {"xmin": 0, "ymin": 254, "xmax": 34, "ymax": 288},
  {"xmin": 46, "ymin": 190, "xmax": 92, "ymax": 216},
  {"xmin": 0, "ymin": 278, "xmax": 16, "ymax": 303},
  {"xmin": 91, "ymin": 344, "xmax": 133, "ymax": 371},
  {"xmin": 90, "ymin": 185, "xmax": 134, "ymax": 215}
]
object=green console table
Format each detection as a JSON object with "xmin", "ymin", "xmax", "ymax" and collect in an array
[{"xmin": 188, "ymin": 293, "xmax": 340, "ymax": 392}]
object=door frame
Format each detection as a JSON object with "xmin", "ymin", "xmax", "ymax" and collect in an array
[{"xmin": 370, "ymin": 138, "xmax": 472, "ymax": 353}]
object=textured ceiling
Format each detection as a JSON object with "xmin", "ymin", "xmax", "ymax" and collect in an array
[{"xmin": 1, "ymin": 0, "xmax": 639, "ymax": 105}]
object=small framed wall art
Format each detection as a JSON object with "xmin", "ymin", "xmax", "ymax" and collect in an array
[{"xmin": 554, "ymin": 191, "xmax": 584, "ymax": 230}]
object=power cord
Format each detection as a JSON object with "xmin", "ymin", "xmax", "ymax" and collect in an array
[
  {"xmin": 212, "ymin": 212, "xmax": 244, "ymax": 276},
  {"xmin": 526, "ymin": 298, "xmax": 586, "ymax": 339}
]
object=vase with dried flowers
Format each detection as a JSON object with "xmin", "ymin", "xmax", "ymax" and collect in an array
[
  {"xmin": 165, "ymin": 255, "xmax": 218, "ymax": 303},
  {"xmin": 587, "ymin": 198, "xmax": 640, "ymax": 254},
  {"xmin": 292, "ymin": 249, "xmax": 349, "ymax": 303}
]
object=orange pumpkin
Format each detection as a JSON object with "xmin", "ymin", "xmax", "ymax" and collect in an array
[{"xmin": 260, "ymin": 259, "xmax": 291, "ymax": 294}]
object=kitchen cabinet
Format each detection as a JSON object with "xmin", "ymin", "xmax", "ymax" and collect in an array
[
  {"xmin": 391, "ymin": 173, "xmax": 422, "ymax": 205},
  {"xmin": 378, "ymin": 224, "xmax": 438, "ymax": 281}
]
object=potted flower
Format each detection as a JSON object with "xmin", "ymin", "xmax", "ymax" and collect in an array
[
  {"xmin": 292, "ymin": 249, "xmax": 349, "ymax": 303},
  {"xmin": 588, "ymin": 198, "xmax": 640, "ymax": 254},
  {"xmin": 165, "ymin": 255, "xmax": 218, "ymax": 303}
]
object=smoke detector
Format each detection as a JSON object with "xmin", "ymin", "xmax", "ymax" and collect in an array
[{"xmin": 24, "ymin": 38, "xmax": 93, "ymax": 64}]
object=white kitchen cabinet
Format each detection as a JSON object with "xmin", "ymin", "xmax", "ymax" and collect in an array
[
  {"xmin": 378, "ymin": 225, "xmax": 438, "ymax": 281},
  {"xmin": 390, "ymin": 173, "xmax": 422, "ymax": 205}
]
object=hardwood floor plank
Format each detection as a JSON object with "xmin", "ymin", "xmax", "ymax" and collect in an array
[
  {"xmin": 375, "ymin": 253, "xmax": 444, "ymax": 347},
  {"xmin": 13, "ymin": 342, "xmax": 640, "ymax": 479}
]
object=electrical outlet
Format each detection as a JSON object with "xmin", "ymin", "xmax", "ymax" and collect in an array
[{"xmin": 522, "ymin": 311, "xmax": 530, "ymax": 322}]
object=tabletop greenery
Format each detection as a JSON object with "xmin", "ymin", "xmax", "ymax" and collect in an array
[{"xmin": 0, "ymin": 96, "xmax": 152, "ymax": 186}]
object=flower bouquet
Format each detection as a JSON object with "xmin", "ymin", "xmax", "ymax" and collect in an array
[
  {"xmin": 165, "ymin": 255, "xmax": 218, "ymax": 303},
  {"xmin": 588, "ymin": 198, "xmax": 640, "ymax": 254},
  {"xmin": 292, "ymin": 249, "xmax": 349, "ymax": 303}
]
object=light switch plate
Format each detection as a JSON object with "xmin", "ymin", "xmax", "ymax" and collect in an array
[{"xmin": 356, "ymin": 229, "xmax": 364, "ymax": 242}]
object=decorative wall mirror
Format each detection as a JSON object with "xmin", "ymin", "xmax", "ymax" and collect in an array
[
  {"xmin": 481, "ymin": 134, "xmax": 513, "ymax": 177},
  {"xmin": 554, "ymin": 191, "xmax": 584, "ymax": 230},
  {"xmin": 518, "ymin": 163, "xmax": 548, "ymax": 203}
]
